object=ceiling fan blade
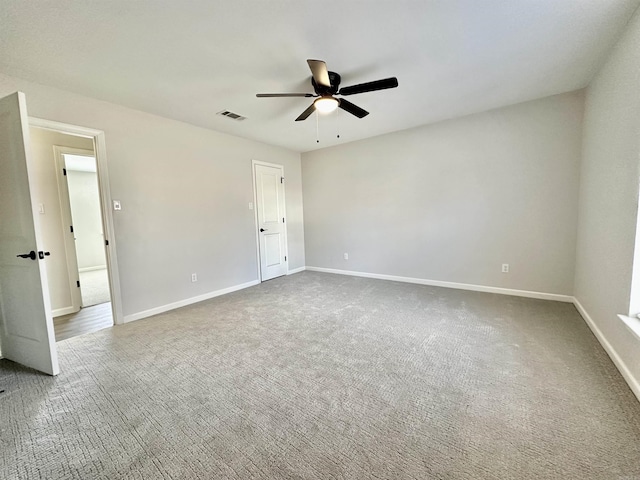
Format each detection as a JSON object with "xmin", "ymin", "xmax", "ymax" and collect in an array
[
  {"xmin": 295, "ymin": 103, "xmax": 316, "ymax": 121},
  {"xmin": 338, "ymin": 77, "xmax": 398, "ymax": 96},
  {"xmin": 307, "ymin": 59, "xmax": 331, "ymax": 88},
  {"xmin": 256, "ymin": 93, "xmax": 315, "ymax": 98},
  {"xmin": 338, "ymin": 99, "xmax": 369, "ymax": 118}
]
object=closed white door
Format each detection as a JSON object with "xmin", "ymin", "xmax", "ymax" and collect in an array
[
  {"xmin": 254, "ymin": 163, "xmax": 287, "ymax": 281},
  {"xmin": 0, "ymin": 92, "xmax": 59, "ymax": 375}
]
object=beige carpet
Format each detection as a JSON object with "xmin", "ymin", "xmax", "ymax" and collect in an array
[
  {"xmin": 1, "ymin": 271, "xmax": 639, "ymax": 479},
  {"xmin": 79, "ymin": 267, "xmax": 111, "ymax": 307}
]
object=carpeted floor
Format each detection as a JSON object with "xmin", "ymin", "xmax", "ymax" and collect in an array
[
  {"xmin": 1, "ymin": 271, "xmax": 639, "ymax": 479},
  {"xmin": 79, "ymin": 267, "xmax": 111, "ymax": 307}
]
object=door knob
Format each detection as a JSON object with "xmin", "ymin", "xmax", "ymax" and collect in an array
[
  {"xmin": 17, "ymin": 251, "xmax": 37, "ymax": 260},
  {"xmin": 260, "ymin": 228, "xmax": 267, "ymax": 232}
]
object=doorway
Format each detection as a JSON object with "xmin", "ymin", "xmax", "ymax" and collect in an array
[
  {"xmin": 56, "ymin": 149, "xmax": 111, "ymax": 306},
  {"xmin": 54, "ymin": 148, "xmax": 113, "ymax": 340},
  {"xmin": 252, "ymin": 160, "xmax": 288, "ymax": 281},
  {"xmin": 28, "ymin": 120, "xmax": 123, "ymax": 341},
  {"xmin": 29, "ymin": 128, "xmax": 113, "ymax": 341}
]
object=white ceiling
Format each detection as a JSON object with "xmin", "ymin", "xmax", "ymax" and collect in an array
[{"xmin": 1, "ymin": 1, "xmax": 638, "ymax": 153}]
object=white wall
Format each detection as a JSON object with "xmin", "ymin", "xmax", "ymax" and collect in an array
[
  {"xmin": 66, "ymin": 168, "xmax": 107, "ymax": 270},
  {"xmin": 29, "ymin": 127, "xmax": 94, "ymax": 314},
  {"xmin": 1, "ymin": 73, "xmax": 304, "ymax": 320},
  {"xmin": 574, "ymin": 8, "xmax": 640, "ymax": 395},
  {"xmin": 302, "ymin": 92, "xmax": 584, "ymax": 296}
]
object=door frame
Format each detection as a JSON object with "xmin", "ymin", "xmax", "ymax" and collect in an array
[
  {"xmin": 53, "ymin": 145, "xmax": 100, "ymax": 314},
  {"xmin": 29, "ymin": 117, "xmax": 124, "ymax": 325},
  {"xmin": 251, "ymin": 159, "xmax": 289, "ymax": 281}
]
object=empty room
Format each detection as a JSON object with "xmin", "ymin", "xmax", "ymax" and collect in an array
[{"xmin": 1, "ymin": 1, "xmax": 639, "ymax": 479}]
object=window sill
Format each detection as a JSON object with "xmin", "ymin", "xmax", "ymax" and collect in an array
[{"xmin": 618, "ymin": 314, "xmax": 640, "ymax": 341}]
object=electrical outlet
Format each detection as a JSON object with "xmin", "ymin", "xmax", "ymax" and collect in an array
[
  {"xmin": 191, "ymin": 273, "xmax": 198, "ymax": 282},
  {"xmin": 344, "ymin": 253, "xmax": 349, "ymax": 260},
  {"xmin": 502, "ymin": 264, "xmax": 509, "ymax": 273},
  {"xmin": 113, "ymin": 200, "xmax": 121, "ymax": 211}
]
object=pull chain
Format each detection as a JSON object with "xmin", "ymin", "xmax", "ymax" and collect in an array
[
  {"xmin": 316, "ymin": 110, "xmax": 320, "ymax": 143},
  {"xmin": 336, "ymin": 107, "xmax": 340, "ymax": 139}
]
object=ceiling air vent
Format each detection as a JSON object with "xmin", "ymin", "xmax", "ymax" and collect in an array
[{"xmin": 217, "ymin": 110, "xmax": 247, "ymax": 121}]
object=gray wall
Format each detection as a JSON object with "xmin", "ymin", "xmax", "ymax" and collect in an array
[
  {"xmin": 302, "ymin": 92, "xmax": 584, "ymax": 295},
  {"xmin": 28, "ymin": 128, "xmax": 94, "ymax": 313},
  {"xmin": 574, "ymin": 8, "xmax": 640, "ymax": 392},
  {"xmin": 66, "ymin": 169, "xmax": 106, "ymax": 270},
  {"xmin": 2, "ymin": 73, "xmax": 304, "ymax": 319}
]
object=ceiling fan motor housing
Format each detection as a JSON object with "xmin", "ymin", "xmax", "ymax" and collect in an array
[{"xmin": 312, "ymin": 71, "xmax": 341, "ymax": 95}]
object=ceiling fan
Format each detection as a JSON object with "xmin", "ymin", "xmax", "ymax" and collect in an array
[{"xmin": 256, "ymin": 59, "xmax": 398, "ymax": 121}]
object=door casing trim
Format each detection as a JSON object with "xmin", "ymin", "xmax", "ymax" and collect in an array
[{"xmin": 53, "ymin": 145, "xmax": 94, "ymax": 315}]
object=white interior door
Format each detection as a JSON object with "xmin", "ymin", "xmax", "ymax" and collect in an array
[
  {"xmin": 254, "ymin": 163, "xmax": 287, "ymax": 281},
  {"xmin": 0, "ymin": 92, "xmax": 59, "ymax": 375}
]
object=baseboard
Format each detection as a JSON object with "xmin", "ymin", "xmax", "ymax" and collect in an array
[
  {"xmin": 52, "ymin": 306, "xmax": 78, "ymax": 317},
  {"xmin": 305, "ymin": 266, "xmax": 574, "ymax": 303},
  {"xmin": 78, "ymin": 265, "xmax": 107, "ymax": 273},
  {"xmin": 287, "ymin": 266, "xmax": 306, "ymax": 275},
  {"xmin": 123, "ymin": 279, "xmax": 260, "ymax": 323},
  {"xmin": 573, "ymin": 298, "xmax": 640, "ymax": 403}
]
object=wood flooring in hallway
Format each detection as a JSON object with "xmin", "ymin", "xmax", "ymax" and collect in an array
[{"xmin": 53, "ymin": 302, "xmax": 113, "ymax": 342}]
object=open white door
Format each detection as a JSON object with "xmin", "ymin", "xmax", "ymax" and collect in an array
[
  {"xmin": 0, "ymin": 92, "xmax": 59, "ymax": 375},
  {"xmin": 254, "ymin": 162, "xmax": 288, "ymax": 281}
]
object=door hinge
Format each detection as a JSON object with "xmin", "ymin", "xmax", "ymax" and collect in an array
[
  {"xmin": 70, "ymin": 225, "xmax": 74, "ymax": 233},
  {"xmin": 282, "ymin": 217, "xmax": 285, "ymax": 223},
  {"xmin": 280, "ymin": 176, "xmax": 284, "ymax": 184},
  {"xmin": 63, "ymin": 168, "xmax": 67, "ymax": 176},
  {"xmin": 105, "ymin": 239, "xmax": 109, "ymax": 246},
  {"xmin": 284, "ymin": 256, "xmax": 287, "ymax": 261},
  {"xmin": 76, "ymin": 280, "xmax": 80, "ymax": 288}
]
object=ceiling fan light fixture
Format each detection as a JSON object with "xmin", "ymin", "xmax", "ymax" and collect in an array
[{"xmin": 314, "ymin": 96, "xmax": 339, "ymax": 114}]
